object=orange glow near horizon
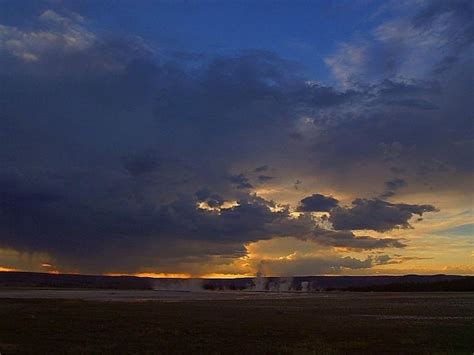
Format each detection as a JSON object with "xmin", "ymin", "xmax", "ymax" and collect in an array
[
  {"xmin": 200, "ymin": 273, "xmax": 254, "ymax": 279},
  {"xmin": 105, "ymin": 272, "xmax": 192, "ymax": 279},
  {"xmin": 106, "ymin": 272, "xmax": 254, "ymax": 279}
]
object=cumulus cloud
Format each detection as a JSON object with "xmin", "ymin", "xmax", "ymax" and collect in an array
[
  {"xmin": 296, "ymin": 194, "xmax": 339, "ymax": 212},
  {"xmin": 329, "ymin": 199, "xmax": 437, "ymax": 232}
]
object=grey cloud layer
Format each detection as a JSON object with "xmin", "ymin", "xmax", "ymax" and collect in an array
[{"xmin": 0, "ymin": 1, "xmax": 468, "ymax": 273}]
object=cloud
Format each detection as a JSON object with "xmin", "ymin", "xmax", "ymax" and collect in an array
[
  {"xmin": 0, "ymin": 10, "xmax": 153, "ymax": 79},
  {"xmin": 310, "ymin": 228, "xmax": 406, "ymax": 250},
  {"xmin": 122, "ymin": 149, "xmax": 161, "ymax": 176},
  {"xmin": 293, "ymin": 180, "xmax": 302, "ymax": 190},
  {"xmin": 290, "ymin": 82, "xmax": 360, "ymax": 109},
  {"xmin": 227, "ymin": 174, "xmax": 253, "ymax": 190},
  {"xmin": 380, "ymin": 178, "xmax": 407, "ymax": 198},
  {"xmin": 0, "ymin": 10, "xmax": 94, "ymax": 64},
  {"xmin": 296, "ymin": 194, "xmax": 339, "ymax": 212},
  {"xmin": 0, "ymin": 1, "xmax": 469, "ymax": 275},
  {"xmin": 255, "ymin": 165, "xmax": 269, "ymax": 172},
  {"xmin": 195, "ymin": 188, "xmax": 224, "ymax": 208},
  {"xmin": 326, "ymin": 0, "xmax": 473, "ymax": 85},
  {"xmin": 329, "ymin": 199, "xmax": 437, "ymax": 232},
  {"xmin": 316, "ymin": 0, "xmax": 473, "ymax": 187},
  {"xmin": 257, "ymin": 175, "xmax": 274, "ymax": 183},
  {"xmin": 385, "ymin": 178, "xmax": 406, "ymax": 191},
  {"xmin": 0, "ymin": 170, "xmax": 316, "ymax": 272},
  {"xmin": 433, "ymin": 223, "xmax": 474, "ymax": 237},
  {"xmin": 0, "ymin": 12, "xmax": 316, "ymax": 272},
  {"xmin": 390, "ymin": 166, "xmax": 406, "ymax": 175},
  {"xmin": 258, "ymin": 255, "xmax": 381, "ymax": 276},
  {"xmin": 0, "ymin": 173, "xmax": 63, "ymax": 213}
]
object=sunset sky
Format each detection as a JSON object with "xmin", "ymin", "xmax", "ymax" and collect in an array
[{"xmin": 0, "ymin": 0, "xmax": 472, "ymax": 277}]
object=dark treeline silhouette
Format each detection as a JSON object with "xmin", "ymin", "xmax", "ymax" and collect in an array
[
  {"xmin": 340, "ymin": 276, "xmax": 474, "ymax": 292},
  {"xmin": 1, "ymin": 271, "xmax": 472, "ymax": 292},
  {"xmin": 0, "ymin": 272, "xmax": 152, "ymax": 290}
]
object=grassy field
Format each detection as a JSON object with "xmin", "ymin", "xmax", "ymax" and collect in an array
[{"xmin": 0, "ymin": 292, "xmax": 473, "ymax": 354}]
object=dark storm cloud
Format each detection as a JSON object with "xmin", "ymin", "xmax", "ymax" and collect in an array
[
  {"xmin": 0, "ymin": 1, "xmax": 468, "ymax": 274},
  {"xmin": 309, "ymin": 75, "xmax": 473, "ymax": 175},
  {"xmin": 0, "ymin": 10, "xmax": 315, "ymax": 270},
  {"xmin": 329, "ymin": 199, "xmax": 437, "ymax": 232},
  {"xmin": 0, "ymin": 173, "xmax": 63, "ymax": 213},
  {"xmin": 0, "ymin": 175, "xmax": 315, "ymax": 271},
  {"xmin": 153, "ymin": 49, "xmax": 302, "ymax": 138},
  {"xmin": 2, "ymin": 7, "xmax": 354, "ymax": 272},
  {"xmin": 296, "ymin": 194, "xmax": 339, "ymax": 212},
  {"xmin": 146, "ymin": 195, "xmax": 308, "ymax": 244}
]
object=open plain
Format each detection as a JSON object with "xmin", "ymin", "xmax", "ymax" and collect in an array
[{"xmin": 0, "ymin": 290, "xmax": 473, "ymax": 354}]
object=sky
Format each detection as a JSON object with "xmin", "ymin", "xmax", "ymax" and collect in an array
[{"xmin": 0, "ymin": 0, "xmax": 472, "ymax": 277}]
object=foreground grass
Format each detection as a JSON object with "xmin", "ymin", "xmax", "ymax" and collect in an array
[{"xmin": 0, "ymin": 292, "xmax": 473, "ymax": 354}]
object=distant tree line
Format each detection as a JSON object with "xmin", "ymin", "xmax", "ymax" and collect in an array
[{"xmin": 340, "ymin": 277, "xmax": 474, "ymax": 292}]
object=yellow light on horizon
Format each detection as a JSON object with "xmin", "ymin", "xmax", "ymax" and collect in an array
[
  {"xmin": 200, "ymin": 273, "xmax": 254, "ymax": 279},
  {"xmin": 105, "ymin": 272, "xmax": 192, "ymax": 279}
]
